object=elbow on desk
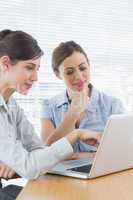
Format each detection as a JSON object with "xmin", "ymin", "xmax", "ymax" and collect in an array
[
  {"xmin": 14, "ymin": 156, "xmax": 41, "ymax": 180},
  {"xmin": 16, "ymin": 166, "xmax": 40, "ymax": 180}
]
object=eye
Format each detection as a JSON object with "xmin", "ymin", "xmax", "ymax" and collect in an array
[
  {"xmin": 79, "ymin": 65, "xmax": 87, "ymax": 71},
  {"xmin": 26, "ymin": 66, "xmax": 35, "ymax": 71},
  {"xmin": 65, "ymin": 68, "xmax": 74, "ymax": 75},
  {"xmin": 80, "ymin": 67, "xmax": 86, "ymax": 71}
]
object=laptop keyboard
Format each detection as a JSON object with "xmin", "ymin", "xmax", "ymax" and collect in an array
[
  {"xmin": 68, "ymin": 164, "xmax": 92, "ymax": 173},
  {"xmin": 62, "ymin": 157, "xmax": 93, "ymax": 168}
]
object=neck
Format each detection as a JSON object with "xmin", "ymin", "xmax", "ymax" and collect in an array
[{"xmin": 0, "ymin": 83, "xmax": 14, "ymax": 102}]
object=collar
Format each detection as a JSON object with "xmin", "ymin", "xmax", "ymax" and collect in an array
[
  {"xmin": 0, "ymin": 94, "xmax": 15, "ymax": 113},
  {"xmin": 0, "ymin": 94, "xmax": 8, "ymax": 109},
  {"xmin": 55, "ymin": 90, "xmax": 69, "ymax": 108},
  {"xmin": 86, "ymin": 86, "xmax": 99, "ymax": 112}
]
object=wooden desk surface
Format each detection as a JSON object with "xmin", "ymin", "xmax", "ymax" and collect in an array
[{"xmin": 17, "ymin": 169, "xmax": 133, "ymax": 200}]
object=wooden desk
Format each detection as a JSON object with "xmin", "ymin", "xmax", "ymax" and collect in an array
[{"xmin": 17, "ymin": 169, "xmax": 133, "ymax": 200}]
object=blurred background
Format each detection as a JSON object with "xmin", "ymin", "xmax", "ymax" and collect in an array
[{"xmin": 0, "ymin": 0, "xmax": 133, "ymax": 134}]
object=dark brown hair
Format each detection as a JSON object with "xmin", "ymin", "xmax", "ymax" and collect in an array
[
  {"xmin": 0, "ymin": 29, "xmax": 43, "ymax": 64},
  {"xmin": 52, "ymin": 41, "xmax": 89, "ymax": 72}
]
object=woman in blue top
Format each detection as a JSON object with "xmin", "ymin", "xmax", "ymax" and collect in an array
[{"xmin": 41, "ymin": 41, "xmax": 125, "ymax": 156}]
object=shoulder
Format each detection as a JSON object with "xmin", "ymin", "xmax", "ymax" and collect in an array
[
  {"xmin": 42, "ymin": 90, "xmax": 67, "ymax": 108},
  {"xmin": 95, "ymin": 89, "xmax": 125, "ymax": 113},
  {"xmin": 9, "ymin": 97, "xmax": 21, "ymax": 112},
  {"xmin": 91, "ymin": 86, "xmax": 119, "ymax": 106},
  {"xmin": 9, "ymin": 97, "xmax": 26, "ymax": 123},
  {"xmin": 98, "ymin": 90, "xmax": 120, "ymax": 105}
]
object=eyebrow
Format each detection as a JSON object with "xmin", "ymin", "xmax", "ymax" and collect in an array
[
  {"xmin": 78, "ymin": 62, "xmax": 86, "ymax": 67},
  {"xmin": 65, "ymin": 62, "xmax": 86, "ymax": 70},
  {"xmin": 27, "ymin": 63, "xmax": 40, "ymax": 68}
]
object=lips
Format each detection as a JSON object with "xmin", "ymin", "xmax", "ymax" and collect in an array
[
  {"xmin": 25, "ymin": 83, "xmax": 32, "ymax": 89},
  {"xmin": 74, "ymin": 81, "xmax": 85, "ymax": 91},
  {"xmin": 77, "ymin": 81, "xmax": 84, "ymax": 87}
]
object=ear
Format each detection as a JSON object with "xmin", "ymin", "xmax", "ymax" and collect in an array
[{"xmin": 0, "ymin": 56, "xmax": 12, "ymax": 72}]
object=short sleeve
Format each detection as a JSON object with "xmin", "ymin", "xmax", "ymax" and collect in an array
[
  {"xmin": 111, "ymin": 98, "xmax": 126, "ymax": 114},
  {"xmin": 41, "ymin": 99, "xmax": 53, "ymax": 120}
]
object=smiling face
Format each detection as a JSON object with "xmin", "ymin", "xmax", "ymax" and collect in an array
[
  {"xmin": 57, "ymin": 51, "xmax": 90, "ymax": 92},
  {"xmin": 0, "ymin": 56, "xmax": 41, "ymax": 95},
  {"xmin": 10, "ymin": 58, "xmax": 41, "ymax": 95}
]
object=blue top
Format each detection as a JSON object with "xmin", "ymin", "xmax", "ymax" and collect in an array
[{"xmin": 41, "ymin": 85, "xmax": 125, "ymax": 152}]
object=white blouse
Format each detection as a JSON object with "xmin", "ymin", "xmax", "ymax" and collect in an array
[{"xmin": 0, "ymin": 94, "xmax": 73, "ymax": 179}]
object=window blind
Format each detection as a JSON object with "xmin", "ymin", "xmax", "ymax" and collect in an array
[{"xmin": 0, "ymin": 0, "xmax": 133, "ymax": 135}]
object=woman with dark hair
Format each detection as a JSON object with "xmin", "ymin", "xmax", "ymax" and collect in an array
[
  {"xmin": 0, "ymin": 31, "xmax": 99, "ymax": 199},
  {"xmin": 41, "ymin": 41, "xmax": 125, "ymax": 157}
]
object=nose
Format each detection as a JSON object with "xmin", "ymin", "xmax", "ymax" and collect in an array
[
  {"xmin": 74, "ymin": 69, "xmax": 83, "ymax": 81},
  {"xmin": 31, "ymin": 70, "xmax": 38, "ymax": 82}
]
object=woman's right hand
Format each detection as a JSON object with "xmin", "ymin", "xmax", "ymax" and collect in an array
[{"xmin": 68, "ymin": 89, "xmax": 89, "ymax": 117}]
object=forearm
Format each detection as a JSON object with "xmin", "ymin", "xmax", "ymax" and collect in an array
[
  {"xmin": 0, "ymin": 138, "xmax": 73, "ymax": 180},
  {"xmin": 46, "ymin": 110, "xmax": 79, "ymax": 145}
]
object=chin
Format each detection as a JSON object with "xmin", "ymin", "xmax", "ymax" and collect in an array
[
  {"xmin": 77, "ymin": 88, "xmax": 83, "ymax": 92},
  {"xmin": 17, "ymin": 89, "xmax": 29, "ymax": 95},
  {"xmin": 20, "ymin": 92, "xmax": 28, "ymax": 95},
  {"xmin": 75, "ymin": 87, "xmax": 84, "ymax": 91}
]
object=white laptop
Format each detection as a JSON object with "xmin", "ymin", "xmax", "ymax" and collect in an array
[{"xmin": 48, "ymin": 114, "xmax": 133, "ymax": 179}]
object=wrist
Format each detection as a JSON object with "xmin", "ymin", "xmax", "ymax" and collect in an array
[
  {"xmin": 68, "ymin": 107, "xmax": 80, "ymax": 119},
  {"xmin": 66, "ymin": 131, "xmax": 79, "ymax": 145}
]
